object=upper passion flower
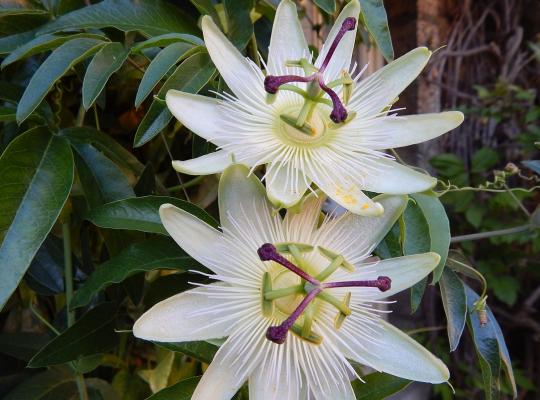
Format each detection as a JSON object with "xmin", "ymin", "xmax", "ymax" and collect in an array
[
  {"xmin": 133, "ymin": 164, "xmax": 449, "ymax": 400},
  {"xmin": 166, "ymin": 0, "xmax": 464, "ymax": 216}
]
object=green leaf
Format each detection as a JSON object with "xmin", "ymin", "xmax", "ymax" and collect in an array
[
  {"xmin": 0, "ymin": 333, "xmax": 51, "ymax": 361},
  {"xmin": 72, "ymin": 143, "xmax": 134, "ymax": 208},
  {"xmin": 472, "ymin": 148, "xmax": 499, "ymax": 173},
  {"xmin": 359, "ymin": 0, "xmax": 394, "ymax": 62},
  {"xmin": 522, "ymin": 160, "xmax": 540, "ymax": 174},
  {"xmin": 135, "ymin": 43, "xmax": 195, "ymax": 108},
  {"xmin": 352, "ymin": 371, "xmax": 411, "ymax": 399},
  {"xmin": 71, "ymin": 237, "xmax": 198, "ymax": 309},
  {"xmin": 38, "ymin": 0, "xmax": 198, "ymax": 37},
  {"xmin": 1, "ymin": 33, "xmax": 108, "ymax": 69},
  {"xmin": 132, "ymin": 33, "xmax": 203, "ymax": 52},
  {"xmin": 16, "ymin": 38, "xmax": 105, "ymax": 123},
  {"xmin": 0, "ymin": 106, "xmax": 16, "ymax": 121},
  {"xmin": 465, "ymin": 285, "xmax": 502, "ymax": 400},
  {"xmin": 82, "ymin": 42, "xmax": 130, "ymax": 110},
  {"xmin": 3, "ymin": 368, "xmax": 75, "ymax": 400},
  {"xmin": 411, "ymin": 192, "xmax": 450, "ymax": 283},
  {"xmin": 59, "ymin": 126, "xmax": 144, "ymax": 175},
  {"xmin": 134, "ymin": 51, "xmax": 215, "ymax": 147},
  {"xmin": 85, "ymin": 195, "xmax": 218, "ymax": 234},
  {"xmin": 0, "ymin": 127, "xmax": 73, "ymax": 309},
  {"xmin": 28, "ymin": 303, "xmax": 118, "ymax": 367},
  {"xmin": 146, "ymin": 376, "xmax": 200, "ymax": 400},
  {"xmin": 188, "ymin": 0, "xmax": 221, "ymax": 28},
  {"xmin": 439, "ymin": 269, "xmax": 466, "ymax": 352},
  {"xmin": 314, "ymin": 0, "xmax": 336, "ymax": 14},
  {"xmin": 224, "ymin": 0, "xmax": 254, "ymax": 50},
  {"xmin": 156, "ymin": 341, "xmax": 218, "ymax": 364},
  {"xmin": 0, "ymin": 30, "xmax": 36, "ymax": 55}
]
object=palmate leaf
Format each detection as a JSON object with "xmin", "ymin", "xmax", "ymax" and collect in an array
[
  {"xmin": 156, "ymin": 341, "xmax": 219, "ymax": 364},
  {"xmin": 359, "ymin": 0, "xmax": 394, "ymax": 62},
  {"xmin": 224, "ymin": 0, "xmax": 254, "ymax": 50},
  {"xmin": 28, "ymin": 303, "xmax": 119, "ymax": 368},
  {"xmin": 3, "ymin": 368, "xmax": 77, "ymax": 400},
  {"xmin": 352, "ymin": 372, "xmax": 411, "ymax": 399},
  {"xmin": 146, "ymin": 376, "xmax": 200, "ymax": 400},
  {"xmin": 439, "ymin": 268, "xmax": 467, "ymax": 351},
  {"xmin": 71, "ymin": 237, "xmax": 200, "ymax": 309},
  {"xmin": 132, "ymin": 33, "xmax": 203, "ymax": 53},
  {"xmin": 0, "ymin": 127, "xmax": 73, "ymax": 309},
  {"xmin": 314, "ymin": 0, "xmax": 336, "ymax": 14},
  {"xmin": 16, "ymin": 38, "xmax": 105, "ymax": 123},
  {"xmin": 38, "ymin": 0, "xmax": 199, "ymax": 37}
]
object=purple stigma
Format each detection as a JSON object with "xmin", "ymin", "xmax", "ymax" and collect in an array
[
  {"xmin": 377, "ymin": 276, "xmax": 392, "ymax": 292},
  {"xmin": 322, "ymin": 276, "xmax": 392, "ymax": 292},
  {"xmin": 264, "ymin": 74, "xmax": 314, "ymax": 94},
  {"xmin": 257, "ymin": 244, "xmax": 320, "ymax": 285},
  {"xmin": 266, "ymin": 325, "xmax": 288, "ymax": 344}
]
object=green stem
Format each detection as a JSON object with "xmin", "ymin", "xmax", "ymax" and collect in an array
[
  {"xmin": 249, "ymin": 33, "xmax": 261, "ymax": 69},
  {"xmin": 450, "ymin": 224, "xmax": 532, "ymax": 243},
  {"xmin": 30, "ymin": 304, "xmax": 60, "ymax": 335},
  {"xmin": 75, "ymin": 373, "xmax": 89, "ymax": 400},
  {"xmin": 167, "ymin": 175, "xmax": 205, "ymax": 192},
  {"xmin": 63, "ymin": 220, "xmax": 75, "ymax": 328}
]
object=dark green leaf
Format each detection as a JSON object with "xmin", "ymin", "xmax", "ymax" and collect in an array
[
  {"xmin": 352, "ymin": 371, "xmax": 411, "ymax": 399},
  {"xmin": 4, "ymin": 368, "xmax": 75, "ymax": 400},
  {"xmin": 471, "ymin": 148, "xmax": 499, "ymax": 173},
  {"xmin": 1, "ymin": 33, "xmax": 108, "ymax": 69},
  {"xmin": 224, "ymin": 0, "xmax": 254, "ymax": 50},
  {"xmin": 28, "ymin": 303, "xmax": 118, "ymax": 367},
  {"xmin": 439, "ymin": 269, "xmax": 466, "ymax": 351},
  {"xmin": 83, "ymin": 42, "xmax": 130, "ymax": 110},
  {"xmin": 359, "ymin": 0, "xmax": 394, "ymax": 62},
  {"xmin": 38, "ymin": 0, "xmax": 198, "ymax": 37},
  {"xmin": 0, "ymin": 333, "xmax": 51, "ymax": 361},
  {"xmin": 156, "ymin": 341, "xmax": 218, "ymax": 364},
  {"xmin": 132, "ymin": 33, "xmax": 203, "ymax": 52},
  {"xmin": 16, "ymin": 38, "xmax": 105, "ymax": 123},
  {"xmin": 314, "ymin": 0, "xmax": 336, "ymax": 14},
  {"xmin": 0, "ymin": 8, "xmax": 49, "ymax": 18},
  {"xmin": 144, "ymin": 273, "xmax": 195, "ymax": 307},
  {"xmin": 411, "ymin": 192, "xmax": 450, "ymax": 283},
  {"xmin": 146, "ymin": 376, "xmax": 200, "ymax": 400},
  {"xmin": 27, "ymin": 236, "xmax": 67, "ymax": 295},
  {"xmin": 86, "ymin": 195, "xmax": 218, "ymax": 235},
  {"xmin": 135, "ymin": 43, "xmax": 195, "ymax": 108},
  {"xmin": 59, "ymin": 126, "xmax": 144, "ymax": 175},
  {"xmin": 0, "ymin": 30, "xmax": 36, "ymax": 55},
  {"xmin": 188, "ymin": 0, "xmax": 221, "ymax": 28},
  {"xmin": 71, "ymin": 237, "xmax": 199, "ymax": 309},
  {"xmin": 134, "ymin": 51, "xmax": 215, "ymax": 147},
  {"xmin": 0, "ymin": 128, "xmax": 73, "ymax": 309},
  {"xmin": 0, "ymin": 106, "xmax": 16, "ymax": 121},
  {"xmin": 72, "ymin": 143, "xmax": 134, "ymax": 208},
  {"xmin": 134, "ymin": 163, "xmax": 156, "ymax": 196}
]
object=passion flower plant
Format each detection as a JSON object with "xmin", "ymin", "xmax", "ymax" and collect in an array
[
  {"xmin": 133, "ymin": 164, "xmax": 449, "ymax": 400},
  {"xmin": 166, "ymin": 0, "xmax": 464, "ymax": 215}
]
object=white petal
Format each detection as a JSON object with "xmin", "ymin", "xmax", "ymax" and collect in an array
[
  {"xmin": 360, "ymin": 158, "xmax": 437, "ymax": 194},
  {"xmin": 316, "ymin": 195, "xmax": 407, "ymax": 263},
  {"xmin": 315, "ymin": 0, "xmax": 361, "ymax": 81},
  {"xmin": 267, "ymin": 0, "xmax": 309, "ymax": 76},
  {"xmin": 354, "ymin": 111, "xmax": 465, "ymax": 150},
  {"xmin": 310, "ymin": 172, "xmax": 384, "ymax": 216},
  {"xmin": 266, "ymin": 163, "xmax": 310, "ymax": 208},
  {"xmin": 336, "ymin": 253, "xmax": 440, "ymax": 300},
  {"xmin": 350, "ymin": 47, "xmax": 431, "ymax": 117},
  {"xmin": 172, "ymin": 150, "xmax": 233, "ymax": 175},
  {"xmin": 159, "ymin": 204, "xmax": 223, "ymax": 271},
  {"xmin": 342, "ymin": 319, "xmax": 449, "ymax": 383},
  {"xmin": 133, "ymin": 285, "xmax": 233, "ymax": 342},
  {"xmin": 201, "ymin": 16, "xmax": 266, "ymax": 105},
  {"xmin": 192, "ymin": 338, "xmax": 252, "ymax": 400}
]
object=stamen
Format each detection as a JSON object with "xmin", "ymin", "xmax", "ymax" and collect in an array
[
  {"xmin": 266, "ymin": 286, "xmax": 322, "ymax": 344},
  {"xmin": 322, "ymin": 276, "xmax": 392, "ymax": 292},
  {"xmin": 258, "ymin": 243, "xmax": 320, "ymax": 285},
  {"xmin": 319, "ymin": 17, "xmax": 357, "ymax": 73},
  {"xmin": 264, "ymin": 74, "xmax": 314, "ymax": 94}
]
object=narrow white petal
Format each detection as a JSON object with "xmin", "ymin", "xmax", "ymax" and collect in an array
[
  {"xmin": 166, "ymin": 90, "xmax": 222, "ymax": 142},
  {"xmin": 159, "ymin": 204, "xmax": 222, "ymax": 270},
  {"xmin": 310, "ymin": 172, "xmax": 384, "ymax": 216},
  {"xmin": 202, "ymin": 16, "xmax": 266, "ymax": 105},
  {"xmin": 350, "ymin": 47, "xmax": 431, "ymax": 116},
  {"xmin": 342, "ymin": 319, "xmax": 450, "ymax": 383},
  {"xmin": 316, "ymin": 195, "xmax": 407, "ymax": 264},
  {"xmin": 315, "ymin": 0, "xmax": 361, "ymax": 81},
  {"xmin": 267, "ymin": 0, "xmax": 309, "ymax": 76},
  {"xmin": 337, "ymin": 253, "xmax": 440, "ymax": 300},
  {"xmin": 360, "ymin": 158, "xmax": 437, "ymax": 194},
  {"xmin": 353, "ymin": 111, "xmax": 465, "ymax": 150},
  {"xmin": 133, "ymin": 285, "xmax": 234, "ymax": 342},
  {"xmin": 172, "ymin": 150, "xmax": 232, "ymax": 175},
  {"xmin": 266, "ymin": 163, "xmax": 310, "ymax": 208}
]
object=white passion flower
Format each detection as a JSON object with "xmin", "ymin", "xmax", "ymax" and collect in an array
[
  {"xmin": 165, "ymin": 0, "xmax": 464, "ymax": 216},
  {"xmin": 133, "ymin": 164, "xmax": 449, "ymax": 400}
]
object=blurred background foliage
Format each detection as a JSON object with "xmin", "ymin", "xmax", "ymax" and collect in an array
[{"xmin": 0, "ymin": 0, "xmax": 538, "ymax": 399}]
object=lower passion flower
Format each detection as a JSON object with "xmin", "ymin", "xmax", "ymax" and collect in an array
[{"xmin": 133, "ymin": 164, "xmax": 449, "ymax": 399}]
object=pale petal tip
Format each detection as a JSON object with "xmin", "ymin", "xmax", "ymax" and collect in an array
[
  {"xmin": 429, "ymin": 252, "xmax": 442, "ymax": 269},
  {"xmin": 356, "ymin": 201, "xmax": 385, "ymax": 217}
]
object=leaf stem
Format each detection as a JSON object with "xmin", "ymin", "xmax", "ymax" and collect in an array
[
  {"xmin": 167, "ymin": 175, "xmax": 205, "ymax": 192},
  {"xmin": 63, "ymin": 219, "xmax": 75, "ymax": 328},
  {"xmin": 450, "ymin": 224, "xmax": 532, "ymax": 243},
  {"xmin": 75, "ymin": 373, "xmax": 89, "ymax": 400},
  {"xmin": 29, "ymin": 304, "xmax": 60, "ymax": 335}
]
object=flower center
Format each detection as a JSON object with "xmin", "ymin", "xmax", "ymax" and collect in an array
[
  {"xmin": 264, "ymin": 17, "xmax": 357, "ymax": 130},
  {"xmin": 258, "ymin": 243, "xmax": 391, "ymax": 345},
  {"xmin": 278, "ymin": 105, "xmax": 328, "ymax": 144}
]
